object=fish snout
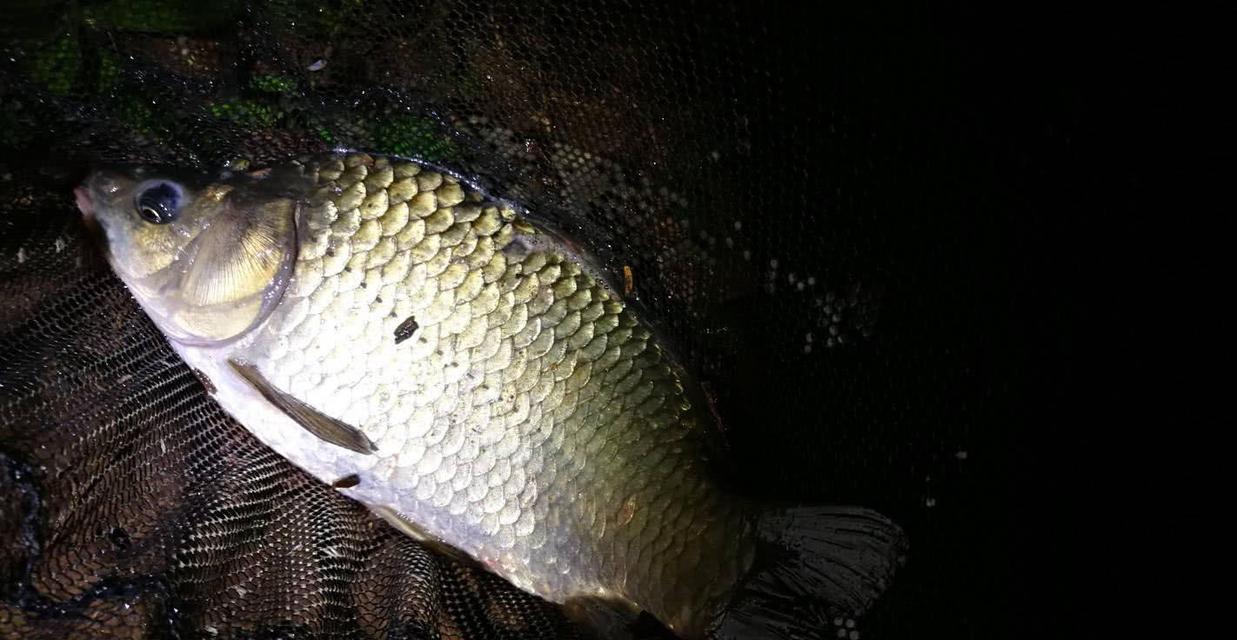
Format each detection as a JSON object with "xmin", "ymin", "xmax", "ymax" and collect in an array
[
  {"xmin": 76, "ymin": 171, "xmax": 131, "ymax": 236},
  {"xmin": 74, "ymin": 185, "xmax": 94, "ymax": 220}
]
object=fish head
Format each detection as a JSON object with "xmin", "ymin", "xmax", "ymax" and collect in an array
[{"xmin": 77, "ymin": 164, "xmax": 305, "ymax": 346}]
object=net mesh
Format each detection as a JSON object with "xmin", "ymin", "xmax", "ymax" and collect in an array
[{"xmin": 2, "ymin": 1, "xmax": 1048, "ymax": 637}]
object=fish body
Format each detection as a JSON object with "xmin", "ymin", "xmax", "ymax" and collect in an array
[{"xmin": 78, "ymin": 152, "xmax": 905, "ymax": 638}]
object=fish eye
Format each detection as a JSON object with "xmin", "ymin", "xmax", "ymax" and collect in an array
[{"xmin": 133, "ymin": 180, "xmax": 184, "ymax": 225}]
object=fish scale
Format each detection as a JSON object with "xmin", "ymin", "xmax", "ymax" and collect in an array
[{"xmin": 190, "ymin": 152, "xmax": 754, "ymax": 632}]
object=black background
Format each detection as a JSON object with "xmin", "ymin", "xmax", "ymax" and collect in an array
[{"xmin": 711, "ymin": 3, "xmax": 1199, "ymax": 638}]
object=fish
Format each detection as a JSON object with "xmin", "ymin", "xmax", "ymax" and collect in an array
[{"xmin": 76, "ymin": 151, "xmax": 906, "ymax": 638}]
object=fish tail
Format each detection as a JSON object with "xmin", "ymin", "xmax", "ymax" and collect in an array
[{"xmin": 712, "ymin": 506, "xmax": 908, "ymax": 639}]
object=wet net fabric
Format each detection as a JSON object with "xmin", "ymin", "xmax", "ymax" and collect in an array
[{"xmin": 1, "ymin": 1, "xmax": 1061, "ymax": 638}]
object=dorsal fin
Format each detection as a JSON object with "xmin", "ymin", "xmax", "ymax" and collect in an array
[{"xmin": 227, "ymin": 359, "xmax": 376, "ymax": 455}]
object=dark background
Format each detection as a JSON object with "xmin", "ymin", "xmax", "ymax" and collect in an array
[{"xmin": 711, "ymin": 4, "xmax": 1151, "ymax": 638}]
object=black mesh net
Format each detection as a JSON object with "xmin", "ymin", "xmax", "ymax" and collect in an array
[{"xmin": 2, "ymin": 1, "xmax": 1071, "ymax": 638}]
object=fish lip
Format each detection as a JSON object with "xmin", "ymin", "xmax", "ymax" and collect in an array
[
  {"xmin": 74, "ymin": 182, "xmax": 110, "ymax": 254},
  {"xmin": 74, "ymin": 184, "xmax": 93, "ymax": 219},
  {"xmin": 75, "ymin": 170, "xmax": 136, "ymax": 265}
]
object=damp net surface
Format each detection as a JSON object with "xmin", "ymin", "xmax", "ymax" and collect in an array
[{"xmin": 1, "ymin": 1, "xmax": 1065, "ymax": 638}]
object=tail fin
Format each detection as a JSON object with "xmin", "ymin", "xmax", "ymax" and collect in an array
[{"xmin": 713, "ymin": 506, "xmax": 908, "ymax": 639}]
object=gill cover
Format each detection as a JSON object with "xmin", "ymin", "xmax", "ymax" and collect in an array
[{"xmin": 126, "ymin": 185, "xmax": 299, "ymax": 346}]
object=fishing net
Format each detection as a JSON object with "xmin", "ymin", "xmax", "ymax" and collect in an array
[{"xmin": 1, "ymin": 1, "xmax": 1063, "ymax": 637}]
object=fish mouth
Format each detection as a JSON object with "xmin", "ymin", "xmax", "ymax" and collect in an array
[
  {"xmin": 74, "ymin": 182, "xmax": 107, "ymax": 243},
  {"xmin": 74, "ymin": 185, "xmax": 93, "ymax": 219},
  {"xmin": 74, "ymin": 182, "xmax": 112, "ymax": 260},
  {"xmin": 75, "ymin": 171, "xmax": 131, "ymax": 255}
]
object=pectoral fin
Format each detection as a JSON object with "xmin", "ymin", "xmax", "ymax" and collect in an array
[{"xmin": 228, "ymin": 359, "xmax": 376, "ymax": 455}]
